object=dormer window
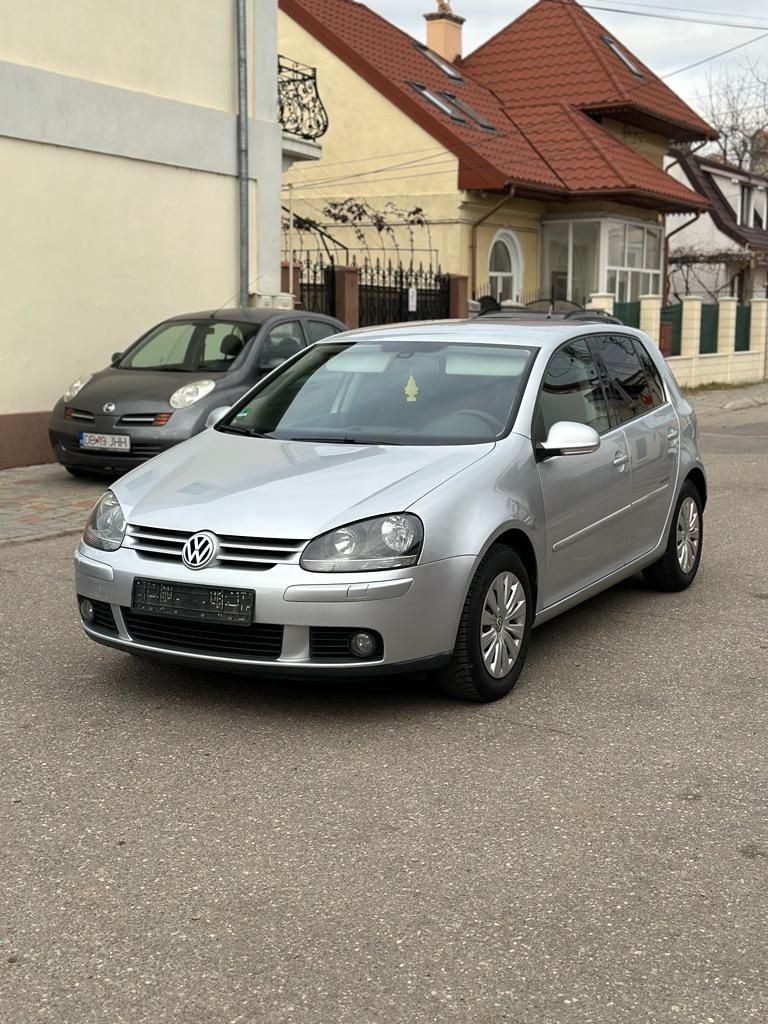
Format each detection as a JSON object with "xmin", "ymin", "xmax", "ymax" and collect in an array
[
  {"xmin": 413, "ymin": 41, "xmax": 463, "ymax": 82},
  {"xmin": 407, "ymin": 81, "xmax": 467, "ymax": 123},
  {"xmin": 602, "ymin": 36, "xmax": 643, "ymax": 78}
]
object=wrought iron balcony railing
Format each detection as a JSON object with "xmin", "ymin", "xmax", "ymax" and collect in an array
[{"xmin": 278, "ymin": 56, "xmax": 329, "ymax": 142}]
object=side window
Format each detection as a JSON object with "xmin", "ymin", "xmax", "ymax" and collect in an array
[
  {"xmin": 258, "ymin": 321, "xmax": 305, "ymax": 371},
  {"xmin": 594, "ymin": 335, "xmax": 654, "ymax": 424},
  {"xmin": 537, "ymin": 338, "xmax": 610, "ymax": 441},
  {"xmin": 306, "ymin": 320, "xmax": 339, "ymax": 343},
  {"xmin": 632, "ymin": 339, "xmax": 665, "ymax": 407}
]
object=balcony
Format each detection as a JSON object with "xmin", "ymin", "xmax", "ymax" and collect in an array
[{"xmin": 278, "ymin": 56, "xmax": 329, "ymax": 142}]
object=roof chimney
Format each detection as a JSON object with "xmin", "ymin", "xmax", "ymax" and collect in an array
[{"xmin": 424, "ymin": 1, "xmax": 464, "ymax": 63}]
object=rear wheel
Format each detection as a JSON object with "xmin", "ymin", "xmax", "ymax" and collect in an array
[
  {"xmin": 436, "ymin": 545, "xmax": 533, "ymax": 702},
  {"xmin": 643, "ymin": 480, "xmax": 703, "ymax": 592}
]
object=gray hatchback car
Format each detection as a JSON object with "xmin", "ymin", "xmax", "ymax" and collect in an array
[
  {"xmin": 75, "ymin": 319, "xmax": 705, "ymax": 701},
  {"xmin": 49, "ymin": 308, "xmax": 346, "ymax": 475}
]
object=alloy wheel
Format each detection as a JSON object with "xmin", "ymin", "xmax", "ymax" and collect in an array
[
  {"xmin": 676, "ymin": 496, "xmax": 700, "ymax": 574},
  {"xmin": 480, "ymin": 571, "xmax": 527, "ymax": 679}
]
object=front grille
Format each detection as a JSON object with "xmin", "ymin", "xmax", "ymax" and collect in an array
[
  {"xmin": 117, "ymin": 413, "xmax": 162, "ymax": 425},
  {"xmin": 309, "ymin": 627, "xmax": 383, "ymax": 662},
  {"xmin": 122, "ymin": 609, "xmax": 284, "ymax": 660},
  {"xmin": 61, "ymin": 439, "xmax": 164, "ymax": 458},
  {"xmin": 125, "ymin": 524, "xmax": 306, "ymax": 570},
  {"xmin": 80, "ymin": 597, "xmax": 118, "ymax": 634}
]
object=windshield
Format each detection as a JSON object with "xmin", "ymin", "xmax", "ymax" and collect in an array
[
  {"xmin": 220, "ymin": 340, "xmax": 535, "ymax": 445},
  {"xmin": 118, "ymin": 320, "xmax": 259, "ymax": 372}
]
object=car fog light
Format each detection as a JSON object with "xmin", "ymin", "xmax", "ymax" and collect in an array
[
  {"xmin": 80, "ymin": 598, "xmax": 95, "ymax": 623},
  {"xmin": 349, "ymin": 631, "xmax": 376, "ymax": 658}
]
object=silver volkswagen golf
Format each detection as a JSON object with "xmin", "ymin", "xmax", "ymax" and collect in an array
[{"xmin": 75, "ymin": 320, "xmax": 705, "ymax": 701}]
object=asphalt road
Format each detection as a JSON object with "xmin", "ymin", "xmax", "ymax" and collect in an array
[{"xmin": 1, "ymin": 402, "xmax": 766, "ymax": 1024}]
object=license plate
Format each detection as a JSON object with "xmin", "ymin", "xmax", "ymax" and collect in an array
[
  {"xmin": 79, "ymin": 432, "xmax": 131, "ymax": 452},
  {"xmin": 132, "ymin": 578, "xmax": 255, "ymax": 626}
]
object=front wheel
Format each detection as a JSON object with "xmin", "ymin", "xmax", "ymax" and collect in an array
[
  {"xmin": 436, "ymin": 545, "xmax": 533, "ymax": 702},
  {"xmin": 643, "ymin": 480, "xmax": 703, "ymax": 592}
]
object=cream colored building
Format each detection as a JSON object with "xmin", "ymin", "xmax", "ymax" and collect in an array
[
  {"xmin": 279, "ymin": 0, "xmax": 711, "ymax": 309},
  {"xmin": 0, "ymin": 0, "xmax": 323, "ymax": 468}
]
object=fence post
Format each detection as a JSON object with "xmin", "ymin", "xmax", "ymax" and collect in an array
[
  {"xmin": 280, "ymin": 261, "xmax": 301, "ymax": 308},
  {"xmin": 588, "ymin": 292, "xmax": 614, "ymax": 314},
  {"xmin": 639, "ymin": 295, "xmax": 661, "ymax": 345},
  {"xmin": 749, "ymin": 297, "xmax": 768, "ymax": 379},
  {"xmin": 334, "ymin": 265, "xmax": 359, "ymax": 329},
  {"xmin": 448, "ymin": 275, "xmax": 468, "ymax": 319},
  {"xmin": 716, "ymin": 296, "xmax": 738, "ymax": 356},
  {"xmin": 680, "ymin": 295, "xmax": 702, "ymax": 361}
]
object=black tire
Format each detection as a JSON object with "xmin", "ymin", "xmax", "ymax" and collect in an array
[
  {"xmin": 436, "ymin": 544, "xmax": 533, "ymax": 702},
  {"xmin": 643, "ymin": 479, "xmax": 703, "ymax": 592}
]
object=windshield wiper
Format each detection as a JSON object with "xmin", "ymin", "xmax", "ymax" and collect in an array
[
  {"xmin": 288, "ymin": 435, "xmax": 405, "ymax": 445},
  {"xmin": 218, "ymin": 424, "xmax": 267, "ymax": 437}
]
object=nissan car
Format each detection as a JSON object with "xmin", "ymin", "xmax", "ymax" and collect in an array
[{"xmin": 74, "ymin": 319, "xmax": 705, "ymax": 702}]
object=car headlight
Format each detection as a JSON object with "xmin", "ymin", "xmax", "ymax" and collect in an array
[
  {"xmin": 83, "ymin": 490, "xmax": 126, "ymax": 552},
  {"xmin": 63, "ymin": 374, "xmax": 92, "ymax": 402},
  {"xmin": 169, "ymin": 379, "xmax": 216, "ymax": 409},
  {"xmin": 300, "ymin": 513, "xmax": 423, "ymax": 572}
]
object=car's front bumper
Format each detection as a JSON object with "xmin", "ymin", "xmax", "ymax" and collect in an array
[{"xmin": 74, "ymin": 543, "xmax": 473, "ymax": 673}]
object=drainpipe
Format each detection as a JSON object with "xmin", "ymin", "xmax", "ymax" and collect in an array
[
  {"xmin": 664, "ymin": 212, "xmax": 700, "ymax": 304},
  {"xmin": 469, "ymin": 183, "xmax": 514, "ymax": 297},
  {"xmin": 236, "ymin": 0, "xmax": 249, "ymax": 307}
]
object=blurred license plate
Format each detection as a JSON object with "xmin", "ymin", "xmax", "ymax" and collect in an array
[
  {"xmin": 79, "ymin": 432, "xmax": 131, "ymax": 451},
  {"xmin": 132, "ymin": 578, "xmax": 255, "ymax": 626}
]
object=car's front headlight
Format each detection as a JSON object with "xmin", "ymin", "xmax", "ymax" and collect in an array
[
  {"xmin": 300, "ymin": 513, "xmax": 423, "ymax": 572},
  {"xmin": 169, "ymin": 380, "xmax": 216, "ymax": 409},
  {"xmin": 63, "ymin": 374, "xmax": 92, "ymax": 402},
  {"xmin": 83, "ymin": 490, "xmax": 126, "ymax": 551}
]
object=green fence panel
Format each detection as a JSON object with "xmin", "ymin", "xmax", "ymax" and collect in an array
[
  {"xmin": 735, "ymin": 304, "xmax": 751, "ymax": 351},
  {"xmin": 660, "ymin": 303, "xmax": 682, "ymax": 356},
  {"xmin": 614, "ymin": 300, "xmax": 640, "ymax": 328},
  {"xmin": 699, "ymin": 304, "xmax": 718, "ymax": 354}
]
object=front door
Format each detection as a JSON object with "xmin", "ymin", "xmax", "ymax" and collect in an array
[{"xmin": 535, "ymin": 338, "xmax": 632, "ymax": 609}]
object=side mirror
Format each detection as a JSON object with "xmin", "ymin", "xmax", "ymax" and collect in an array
[
  {"xmin": 205, "ymin": 406, "xmax": 232, "ymax": 429},
  {"xmin": 537, "ymin": 421, "xmax": 600, "ymax": 460},
  {"xmin": 111, "ymin": 351, "xmax": 123, "ymax": 365}
]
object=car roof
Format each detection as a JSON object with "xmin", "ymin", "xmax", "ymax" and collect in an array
[
  {"xmin": 335, "ymin": 318, "xmax": 646, "ymax": 357},
  {"xmin": 165, "ymin": 308, "xmax": 340, "ymax": 325}
]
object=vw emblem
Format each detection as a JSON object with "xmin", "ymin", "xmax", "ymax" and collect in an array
[
  {"xmin": 182, "ymin": 531, "xmax": 218, "ymax": 570},
  {"xmin": 103, "ymin": 402, "xmax": 116, "ymax": 414}
]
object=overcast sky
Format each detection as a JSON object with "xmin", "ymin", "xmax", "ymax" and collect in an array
[{"xmin": 365, "ymin": 0, "xmax": 768, "ymax": 115}]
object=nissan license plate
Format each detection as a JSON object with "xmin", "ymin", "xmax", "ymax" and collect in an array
[
  {"xmin": 79, "ymin": 432, "xmax": 131, "ymax": 452},
  {"xmin": 132, "ymin": 578, "xmax": 255, "ymax": 626}
]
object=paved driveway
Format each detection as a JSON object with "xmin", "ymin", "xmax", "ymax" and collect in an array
[{"xmin": 1, "ymin": 386, "xmax": 766, "ymax": 1023}]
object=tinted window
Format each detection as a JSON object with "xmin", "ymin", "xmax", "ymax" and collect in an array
[
  {"xmin": 594, "ymin": 335, "xmax": 654, "ymax": 424},
  {"xmin": 258, "ymin": 321, "xmax": 305, "ymax": 370},
  {"xmin": 306, "ymin": 320, "xmax": 339, "ymax": 343},
  {"xmin": 632, "ymin": 339, "xmax": 665, "ymax": 407},
  {"xmin": 537, "ymin": 338, "xmax": 610, "ymax": 439}
]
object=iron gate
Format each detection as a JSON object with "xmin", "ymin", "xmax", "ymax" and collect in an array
[{"xmin": 357, "ymin": 261, "xmax": 450, "ymax": 328}]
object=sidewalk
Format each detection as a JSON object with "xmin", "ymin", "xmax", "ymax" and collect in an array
[{"xmin": 1, "ymin": 380, "xmax": 767, "ymax": 545}]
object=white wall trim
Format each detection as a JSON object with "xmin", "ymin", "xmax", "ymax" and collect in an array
[{"xmin": 0, "ymin": 59, "xmax": 286, "ymax": 178}]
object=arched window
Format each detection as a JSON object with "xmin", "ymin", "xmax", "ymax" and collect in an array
[{"xmin": 488, "ymin": 232, "xmax": 522, "ymax": 303}]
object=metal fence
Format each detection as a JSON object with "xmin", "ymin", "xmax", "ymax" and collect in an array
[
  {"xmin": 660, "ymin": 303, "xmax": 682, "ymax": 356},
  {"xmin": 614, "ymin": 301, "xmax": 640, "ymax": 328},
  {"xmin": 357, "ymin": 261, "xmax": 450, "ymax": 328},
  {"xmin": 700, "ymin": 304, "xmax": 719, "ymax": 354},
  {"xmin": 735, "ymin": 304, "xmax": 751, "ymax": 351},
  {"xmin": 297, "ymin": 256, "xmax": 336, "ymax": 317}
]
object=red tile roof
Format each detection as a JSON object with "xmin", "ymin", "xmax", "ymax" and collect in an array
[{"xmin": 280, "ymin": 0, "xmax": 711, "ymax": 212}]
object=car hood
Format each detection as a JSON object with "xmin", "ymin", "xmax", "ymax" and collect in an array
[
  {"xmin": 72, "ymin": 367, "xmax": 227, "ymax": 411},
  {"xmin": 114, "ymin": 428, "xmax": 494, "ymax": 538}
]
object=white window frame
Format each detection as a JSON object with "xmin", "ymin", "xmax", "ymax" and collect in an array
[{"xmin": 488, "ymin": 230, "xmax": 523, "ymax": 304}]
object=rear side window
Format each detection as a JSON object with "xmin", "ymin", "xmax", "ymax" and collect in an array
[
  {"xmin": 632, "ymin": 339, "xmax": 665, "ymax": 407},
  {"xmin": 305, "ymin": 320, "xmax": 339, "ymax": 343},
  {"xmin": 593, "ymin": 335, "xmax": 654, "ymax": 425},
  {"xmin": 536, "ymin": 338, "xmax": 610, "ymax": 440}
]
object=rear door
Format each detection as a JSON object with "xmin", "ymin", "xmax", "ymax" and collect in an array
[
  {"xmin": 590, "ymin": 335, "xmax": 679, "ymax": 562},
  {"xmin": 535, "ymin": 337, "xmax": 632, "ymax": 609}
]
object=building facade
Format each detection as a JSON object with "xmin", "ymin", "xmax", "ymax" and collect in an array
[{"xmin": 0, "ymin": 0, "xmax": 324, "ymax": 469}]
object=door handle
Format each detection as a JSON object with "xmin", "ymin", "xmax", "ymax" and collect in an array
[
  {"xmin": 667, "ymin": 428, "xmax": 679, "ymax": 442},
  {"xmin": 612, "ymin": 451, "xmax": 629, "ymax": 469}
]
